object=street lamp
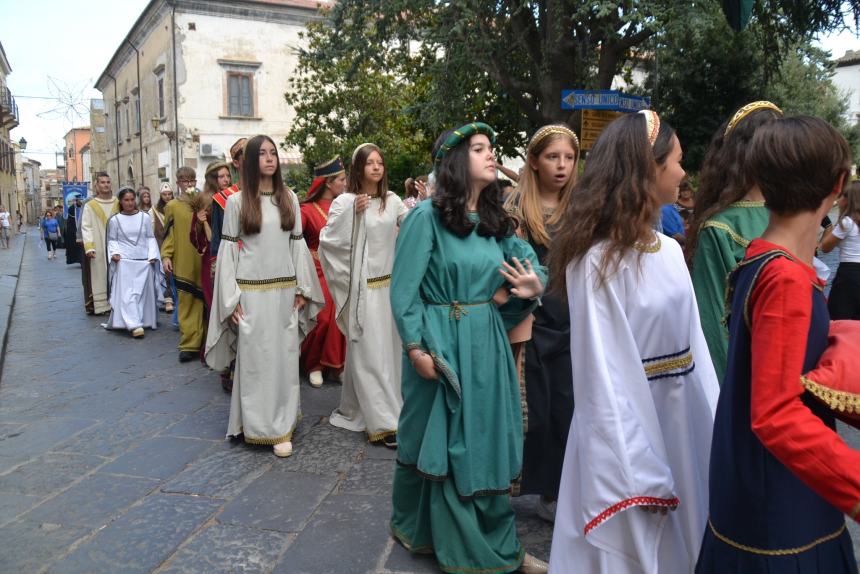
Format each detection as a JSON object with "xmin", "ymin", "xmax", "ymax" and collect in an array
[
  {"xmin": 150, "ymin": 116, "xmax": 177, "ymax": 141},
  {"xmin": 17, "ymin": 137, "xmax": 26, "ymax": 150}
]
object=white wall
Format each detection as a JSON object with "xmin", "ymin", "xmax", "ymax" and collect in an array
[{"xmin": 833, "ymin": 62, "xmax": 860, "ymax": 125}]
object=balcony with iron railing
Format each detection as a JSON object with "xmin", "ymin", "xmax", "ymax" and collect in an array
[{"xmin": 0, "ymin": 82, "xmax": 19, "ymax": 129}]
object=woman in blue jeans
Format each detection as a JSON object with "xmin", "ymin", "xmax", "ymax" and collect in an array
[{"xmin": 41, "ymin": 210, "xmax": 61, "ymax": 260}]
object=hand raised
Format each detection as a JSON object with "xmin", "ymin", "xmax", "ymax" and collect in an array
[{"xmin": 499, "ymin": 257, "xmax": 543, "ymax": 300}]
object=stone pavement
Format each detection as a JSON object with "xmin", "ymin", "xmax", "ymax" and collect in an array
[
  {"xmin": 0, "ymin": 229, "xmax": 856, "ymax": 573},
  {"xmin": 0, "ymin": 230, "xmax": 552, "ymax": 573}
]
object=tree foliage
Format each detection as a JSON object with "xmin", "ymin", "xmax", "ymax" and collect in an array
[{"xmin": 284, "ymin": 0, "xmax": 860, "ymax": 179}]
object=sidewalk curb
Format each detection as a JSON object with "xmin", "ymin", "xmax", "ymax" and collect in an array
[{"xmin": 0, "ymin": 228, "xmax": 29, "ymax": 381}]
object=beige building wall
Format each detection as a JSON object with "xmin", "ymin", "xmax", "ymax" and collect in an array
[{"xmin": 96, "ymin": 1, "xmax": 325, "ymax": 192}]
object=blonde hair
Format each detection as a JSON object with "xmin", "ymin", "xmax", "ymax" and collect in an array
[{"xmin": 506, "ymin": 125, "xmax": 579, "ymax": 247}]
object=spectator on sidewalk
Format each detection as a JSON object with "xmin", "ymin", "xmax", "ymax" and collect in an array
[
  {"xmin": 41, "ymin": 209, "xmax": 61, "ymax": 260},
  {"xmin": 82, "ymin": 172, "xmax": 120, "ymax": 315},
  {"xmin": 15, "ymin": 209, "xmax": 22, "ymax": 233},
  {"xmin": 0, "ymin": 205, "xmax": 11, "ymax": 249},
  {"xmin": 820, "ymin": 180, "xmax": 860, "ymax": 319}
]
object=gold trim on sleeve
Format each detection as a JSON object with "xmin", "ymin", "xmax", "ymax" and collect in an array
[
  {"xmin": 367, "ymin": 274, "xmax": 391, "ymax": 289},
  {"xmin": 729, "ymin": 200, "xmax": 766, "ymax": 209}
]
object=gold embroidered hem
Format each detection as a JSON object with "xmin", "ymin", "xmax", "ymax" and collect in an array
[
  {"xmin": 707, "ymin": 519, "xmax": 845, "ymax": 556},
  {"xmin": 703, "ymin": 220, "xmax": 749, "ymax": 248},
  {"xmin": 800, "ymin": 375, "xmax": 860, "ymax": 414},
  {"xmin": 368, "ymin": 428, "xmax": 397, "ymax": 441},
  {"xmin": 241, "ymin": 429, "xmax": 294, "ymax": 445},
  {"xmin": 237, "ymin": 276, "xmax": 297, "ymax": 291},
  {"xmin": 730, "ymin": 199, "xmax": 766, "ymax": 209},
  {"xmin": 367, "ymin": 274, "xmax": 391, "ymax": 289}
]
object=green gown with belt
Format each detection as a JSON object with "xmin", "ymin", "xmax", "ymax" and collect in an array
[{"xmin": 389, "ymin": 200, "xmax": 546, "ymax": 574}]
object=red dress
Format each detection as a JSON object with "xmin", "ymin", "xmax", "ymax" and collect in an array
[{"xmin": 300, "ymin": 199, "xmax": 346, "ymax": 372}]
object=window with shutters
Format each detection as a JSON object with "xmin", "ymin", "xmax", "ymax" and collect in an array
[
  {"xmin": 227, "ymin": 73, "xmax": 253, "ymax": 117},
  {"xmin": 219, "ymin": 60, "xmax": 261, "ymax": 119}
]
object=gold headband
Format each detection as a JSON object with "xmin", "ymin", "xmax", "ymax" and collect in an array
[
  {"xmin": 638, "ymin": 110, "xmax": 660, "ymax": 146},
  {"xmin": 724, "ymin": 101, "xmax": 782, "ymax": 136},
  {"xmin": 351, "ymin": 142, "xmax": 377, "ymax": 164},
  {"xmin": 528, "ymin": 125, "xmax": 580, "ymax": 154}
]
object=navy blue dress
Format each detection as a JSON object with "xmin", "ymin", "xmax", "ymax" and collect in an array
[{"xmin": 696, "ymin": 249, "xmax": 857, "ymax": 573}]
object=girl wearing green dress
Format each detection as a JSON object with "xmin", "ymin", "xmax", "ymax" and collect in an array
[
  {"xmin": 390, "ymin": 123, "xmax": 548, "ymax": 574},
  {"xmin": 686, "ymin": 101, "xmax": 783, "ymax": 382}
]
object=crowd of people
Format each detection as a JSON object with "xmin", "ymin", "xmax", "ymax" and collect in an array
[{"xmin": 50, "ymin": 101, "xmax": 860, "ymax": 574}]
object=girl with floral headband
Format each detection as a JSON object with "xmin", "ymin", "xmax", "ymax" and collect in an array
[
  {"xmin": 319, "ymin": 143, "xmax": 408, "ymax": 448},
  {"xmin": 504, "ymin": 124, "xmax": 579, "ymax": 522},
  {"xmin": 390, "ymin": 122, "xmax": 547, "ymax": 573},
  {"xmin": 686, "ymin": 101, "xmax": 783, "ymax": 382},
  {"xmin": 548, "ymin": 111, "xmax": 719, "ymax": 573}
]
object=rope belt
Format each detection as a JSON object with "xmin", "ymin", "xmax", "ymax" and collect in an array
[{"xmin": 423, "ymin": 299, "xmax": 491, "ymax": 321}]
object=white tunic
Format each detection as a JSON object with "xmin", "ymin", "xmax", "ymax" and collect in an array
[
  {"xmin": 206, "ymin": 190, "xmax": 323, "ymax": 445},
  {"xmin": 81, "ymin": 197, "xmax": 119, "ymax": 314},
  {"xmin": 105, "ymin": 212, "xmax": 162, "ymax": 331},
  {"xmin": 319, "ymin": 192, "xmax": 407, "ymax": 440},
  {"xmin": 550, "ymin": 235, "xmax": 719, "ymax": 574}
]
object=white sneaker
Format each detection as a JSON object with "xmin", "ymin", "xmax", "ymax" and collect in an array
[
  {"xmin": 273, "ymin": 441, "xmax": 293, "ymax": 458},
  {"xmin": 309, "ymin": 370, "xmax": 324, "ymax": 388},
  {"xmin": 536, "ymin": 498, "xmax": 556, "ymax": 523}
]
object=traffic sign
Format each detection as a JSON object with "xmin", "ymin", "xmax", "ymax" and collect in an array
[
  {"xmin": 580, "ymin": 110, "xmax": 622, "ymax": 150},
  {"xmin": 561, "ymin": 89, "xmax": 650, "ymax": 112}
]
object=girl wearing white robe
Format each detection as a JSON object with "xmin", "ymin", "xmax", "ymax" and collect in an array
[
  {"xmin": 319, "ymin": 143, "xmax": 408, "ymax": 446},
  {"xmin": 205, "ymin": 135, "xmax": 323, "ymax": 456},
  {"xmin": 106, "ymin": 197, "xmax": 162, "ymax": 336},
  {"xmin": 549, "ymin": 112, "xmax": 719, "ymax": 573}
]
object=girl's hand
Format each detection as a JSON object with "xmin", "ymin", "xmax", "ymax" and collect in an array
[
  {"xmin": 415, "ymin": 180, "xmax": 428, "ymax": 200},
  {"xmin": 111, "ymin": 254, "xmax": 121, "ymax": 261},
  {"xmin": 355, "ymin": 194, "xmax": 370, "ymax": 213},
  {"xmin": 197, "ymin": 210, "xmax": 208, "ymax": 223},
  {"xmin": 231, "ymin": 302, "xmax": 244, "ymax": 325},
  {"xmin": 408, "ymin": 349, "xmax": 436, "ymax": 380},
  {"xmin": 294, "ymin": 294, "xmax": 308, "ymax": 311},
  {"xmin": 499, "ymin": 257, "xmax": 543, "ymax": 299}
]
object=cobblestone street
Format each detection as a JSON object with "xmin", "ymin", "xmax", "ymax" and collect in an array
[
  {"xmin": 0, "ymin": 230, "xmax": 553, "ymax": 573},
  {"xmin": 0, "ymin": 231, "xmax": 856, "ymax": 572}
]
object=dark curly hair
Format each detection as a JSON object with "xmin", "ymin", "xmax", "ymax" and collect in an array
[
  {"xmin": 685, "ymin": 107, "xmax": 782, "ymax": 265},
  {"xmin": 430, "ymin": 128, "xmax": 515, "ymax": 240}
]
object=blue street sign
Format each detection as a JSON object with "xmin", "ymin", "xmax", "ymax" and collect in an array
[{"xmin": 562, "ymin": 89, "xmax": 650, "ymax": 112}]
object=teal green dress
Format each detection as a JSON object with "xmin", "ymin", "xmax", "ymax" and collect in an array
[
  {"xmin": 691, "ymin": 200, "xmax": 768, "ymax": 383},
  {"xmin": 389, "ymin": 201, "xmax": 545, "ymax": 574}
]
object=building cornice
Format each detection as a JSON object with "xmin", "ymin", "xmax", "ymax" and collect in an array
[
  {"xmin": 0, "ymin": 41, "xmax": 11, "ymax": 75},
  {"xmin": 94, "ymin": 0, "xmax": 329, "ymax": 92}
]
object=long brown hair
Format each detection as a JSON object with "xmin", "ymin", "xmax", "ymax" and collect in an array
[
  {"xmin": 505, "ymin": 125, "xmax": 579, "ymax": 247},
  {"xmin": 685, "ymin": 107, "xmax": 782, "ymax": 265},
  {"xmin": 838, "ymin": 181, "xmax": 860, "ymax": 230},
  {"xmin": 348, "ymin": 144, "xmax": 388, "ymax": 212},
  {"xmin": 239, "ymin": 135, "xmax": 295, "ymax": 235},
  {"xmin": 549, "ymin": 113, "xmax": 676, "ymax": 293}
]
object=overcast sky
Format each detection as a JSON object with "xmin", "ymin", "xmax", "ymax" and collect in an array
[{"xmin": 0, "ymin": 0, "xmax": 858, "ymax": 170}]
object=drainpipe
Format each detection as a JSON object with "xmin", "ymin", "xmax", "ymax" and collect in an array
[
  {"xmin": 105, "ymin": 72, "xmax": 121, "ymax": 190},
  {"xmin": 170, "ymin": 0, "xmax": 181, "ymax": 172},
  {"xmin": 126, "ymin": 38, "xmax": 145, "ymax": 187}
]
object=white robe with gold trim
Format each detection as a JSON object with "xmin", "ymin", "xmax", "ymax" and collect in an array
[
  {"xmin": 105, "ymin": 212, "xmax": 162, "ymax": 331},
  {"xmin": 550, "ymin": 235, "xmax": 719, "ymax": 574},
  {"xmin": 319, "ymin": 192, "xmax": 407, "ymax": 440},
  {"xmin": 205, "ymin": 190, "xmax": 324, "ymax": 445},
  {"xmin": 81, "ymin": 197, "xmax": 120, "ymax": 314}
]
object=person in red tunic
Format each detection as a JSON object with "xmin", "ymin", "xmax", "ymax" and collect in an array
[
  {"xmin": 697, "ymin": 116, "xmax": 860, "ymax": 574},
  {"xmin": 300, "ymin": 156, "xmax": 348, "ymax": 387}
]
